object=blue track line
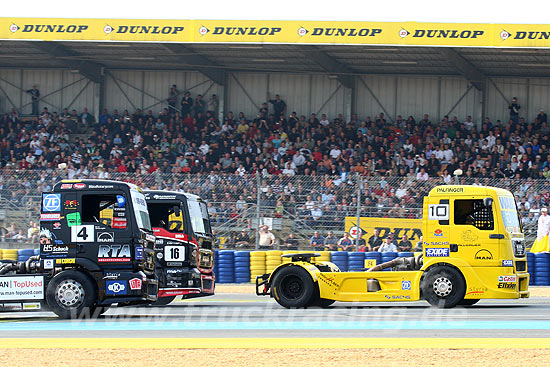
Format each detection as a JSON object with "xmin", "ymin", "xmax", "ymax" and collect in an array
[{"xmin": 1, "ymin": 319, "xmax": 550, "ymax": 331}]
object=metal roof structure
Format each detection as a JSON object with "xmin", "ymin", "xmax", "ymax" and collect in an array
[{"xmin": 2, "ymin": 41, "xmax": 550, "ymax": 91}]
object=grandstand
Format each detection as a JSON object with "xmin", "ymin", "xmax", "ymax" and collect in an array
[{"xmin": 1, "ymin": 17, "xmax": 550, "ymax": 248}]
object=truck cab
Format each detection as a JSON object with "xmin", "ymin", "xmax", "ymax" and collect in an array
[
  {"xmin": 257, "ymin": 185, "xmax": 529, "ymax": 309},
  {"xmin": 145, "ymin": 191, "xmax": 214, "ymax": 304},
  {"xmin": 0, "ymin": 179, "xmax": 158, "ymax": 318},
  {"xmin": 423, "ymin": 185, "xmax": 528, "ymax": 301}
]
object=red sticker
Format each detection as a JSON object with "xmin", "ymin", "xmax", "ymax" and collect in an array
[
  {"xmin": 129, "ymin": 278, "xmax": 142, "ymax": 290},
  {"xmin": 73, "ymin": 183, "xmax": 86, "ymax": 189}
]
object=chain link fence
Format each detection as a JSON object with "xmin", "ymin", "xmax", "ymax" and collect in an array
[{"xmin": 0, "ymin": 168, "xmax": 545, "ymax": 248}]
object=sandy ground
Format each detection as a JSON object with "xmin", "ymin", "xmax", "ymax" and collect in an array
[
  {"xmin": 0, "ymin": 348, "xmax": 548, "ymax": 367},
  {"xmin": 216, "ymin": 284, "xmax": 550, "ymax": 297}
]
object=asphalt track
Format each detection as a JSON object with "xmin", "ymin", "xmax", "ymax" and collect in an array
[{"xmin": 1, "ymin": 290, "xmax": 550, "ymax": 348}]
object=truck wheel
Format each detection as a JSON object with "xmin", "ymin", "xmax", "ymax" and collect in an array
[
  {"xmin": 421, "ymin": 266, "xmax": 465, "ymax": 309},
  {"xmin": 458, "ymin": 299, "xmax": 480, "ymax": 306},
  {"xmin": 153, "ymin": 296, "xmax": 176, "ymax": 306},
  {"xmin": 271, "ymin": 266, "xmax": 315, "ymax": 308},
  {"xmin": 312, "ymin": 298, "xmax": 335, "ymax": 308},
  {"xmin": 46, "ymin": 270, "xmax": 97, "ymax": 319}
]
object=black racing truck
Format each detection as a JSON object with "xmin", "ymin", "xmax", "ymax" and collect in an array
[
  {"xmin": 0, "ymin": 179, "xmax": 158, "ymax": 318},
  {"xmin": 145, "ymin": 191, "xmax": 215, "ymax": 305}
]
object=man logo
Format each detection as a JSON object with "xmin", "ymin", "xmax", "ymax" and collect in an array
[
  {"xmin": 199, "ymin": 26, "xmax": 209, "ymax": 35},
  {"xmin": 298, "ymin": 27, "xmax": 308, "ymax": 36},
  {"xmin": 97, "ymin": 232, "xmax": 114, "ymax": 243},
  {"xmin": 399, "ymin": 28, "xmax": 409, "ymax": 38},
  {"xmin": 475, "ymin": 249, "xmax": 493, "ymax": 260}
]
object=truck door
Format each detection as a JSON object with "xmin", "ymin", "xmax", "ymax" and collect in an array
[
  {"xmin": 74, "ymin": 191, "xmax": 133, "ymax": 268},
  {"xmin": 450, "ymin": 197, "xmax": 500, "ymax": 266}
]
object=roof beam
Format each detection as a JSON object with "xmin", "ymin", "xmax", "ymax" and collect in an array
[
  {"xmin": 161, "ymin": 44, "xmax": 225, "ymax": 85},
  {"xmin": 29, "ymin": 42, "xmax": 103, "ymax": 83},
  {"xmin": 438, "ymin": 48, "xmax": 486, "ymax": 91},
  {"xmin": 301, "ymin": 46, "xmax": 355, "ymax": 89}
]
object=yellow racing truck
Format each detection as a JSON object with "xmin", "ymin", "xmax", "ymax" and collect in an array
[{"xmin": 256, "ymin": 185, "xmax": 529, "ymax": 308}]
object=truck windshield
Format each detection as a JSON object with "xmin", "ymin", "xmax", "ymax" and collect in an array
[
  {"xmin": 187, "ymin": 200, "xmax": 212, "ymax": 235},
  {"xmin": 498, "ymin": 196, "xmax": 522, "ymax": 233},
  {"xmin": 131, "ymin": 190, "xmax": 152, "ymax": 231}
]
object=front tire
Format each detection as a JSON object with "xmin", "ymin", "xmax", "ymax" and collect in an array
[
  {"xmin": 421, "ymin": 266, "xmax": 465, "ymax": 309},
  {"xmin": 458, "ymin": 298, "xmax": 480, "ymax": 306},
  {"xmin": 46, "ymin": 270, "xmax": 97, "ymax": 319},
  {"xmin": 152, "ymin": 296, "xmax": 176, "ymax": 306},
  {"xmin": 271, "ymin": 266, "xmax": 315, "ymax": 308}
]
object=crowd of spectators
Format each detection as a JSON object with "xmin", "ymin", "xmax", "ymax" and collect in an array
[{"xmin": 0, "ymin": 86, "xmax": 549, "ymax": 244}]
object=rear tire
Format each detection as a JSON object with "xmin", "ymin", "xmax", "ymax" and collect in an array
[
  {"xmin": 46, "ymin": 270, "xmax": 97, "ymax": 319},
  {"xmin": 421, "ymin": 266, "xmax": 465, "ymax": 309},
  {"xmin": 458, "ymin": 298, "xmax": 480, "ymax": 306},
  {"xmin": 152, "ymin": 296, "xmax": 176, "ymax": 306},
  {"xmin": 271, "ymin": 266, "xmax": 315, "ymax": 308}
]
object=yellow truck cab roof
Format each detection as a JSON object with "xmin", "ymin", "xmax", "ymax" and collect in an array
[{"xmin": 428, "ymin": 185, "xmax": 514, "ymax": 197}]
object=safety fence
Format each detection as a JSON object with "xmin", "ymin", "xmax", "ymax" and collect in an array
[
  {"xmin": 0, "ymin": 170, "xmax": 546, "ymax": 246},
  {"xmin": 213, "ymin": 250, "xmax": 547, "ymax": 286}
]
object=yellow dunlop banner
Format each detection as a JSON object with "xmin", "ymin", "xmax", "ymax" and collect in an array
[
  {"xmin": 345, "ymin": 217, "xmax": 422, "ymax": 242},
  {"xmin": 2, "ymin": 18, "xmax": 550, "ymax": 47}
]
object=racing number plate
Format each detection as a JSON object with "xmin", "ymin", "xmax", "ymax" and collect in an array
[{"xmin": 164, "ymin": 246, "xmax": 185, "ymax": 262}]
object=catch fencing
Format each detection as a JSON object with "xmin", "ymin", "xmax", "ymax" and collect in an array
[{"xmin": 0, "ymin": 168, "xmax": 544, "ymax": 248}]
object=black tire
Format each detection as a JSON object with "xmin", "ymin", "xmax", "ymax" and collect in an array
[
  {"xmin": 46, "ymin": 270, "xmax": 98, "ymax": 319},
  {"xmin": 312, "ymin": 298, "xmax": 336, "ymax": 308},
  {"xmin": 458, "ymin": 298, "xmax": 480, "ymax": 306},
  {"xmin": 421, "ymin": 266, "xmax": 465, "ymax": 309},
  {"xmin": 271, "ymin": 266, "xmax": 315, "ymax": 308},
  {"xmin": 152, "ymin": 296, "xmax": 176, "ymax": 306}
]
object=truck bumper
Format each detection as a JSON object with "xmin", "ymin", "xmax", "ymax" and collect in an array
[{"xmin": 158, "ymin": 269, "xmax": 215, "ymax": 299}]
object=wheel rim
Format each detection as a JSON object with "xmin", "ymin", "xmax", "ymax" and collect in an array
[
  {"xmin": 55, "ymin": 280, "xmax": 85, "ymax": 309},
  {"xmin": 433, "ymin": 276, "xmax": 453, "ymax": 297},
  {"xmin": 280, "ymin": 274, "xmax": 304, "ymax": 300}
]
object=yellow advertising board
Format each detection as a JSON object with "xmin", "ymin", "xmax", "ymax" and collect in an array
[
  {"xmin": 345, "ymin": 217, "xmax": 422, "ymax": 242},
  {"xmin": 1, "ymin": 18, "xmax": 550, "ymax": 48}
]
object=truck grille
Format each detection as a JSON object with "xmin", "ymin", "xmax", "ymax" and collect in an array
[{"xmin": 513, "ymin": 241, "xmax": 526, "ymax": 257}]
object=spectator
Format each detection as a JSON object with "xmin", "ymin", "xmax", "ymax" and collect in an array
[
  {"xmin": 378, "ymin": 236, "xmax": 398, "ymax": 253},
  {"xmin": 258, "ymin": 225, "xmax": 276, "ymax": 249},
  {"xmin": 509, "ymin": 97, "xmax": 520, "ymax": 124},
  {"xmin": 414, "ymin": 236, "xmax": 423, "ymax": 252},
  {"xmin": 309, "ymin": 231, "xmax": 324, "ymax": 250},
  {"xmin": 26, "ymin": 85, "xmax": 40, "ymax": 115},
  {"xmin": 180, "ymin": 91, "xmax": 193, "ymax": 117},
  {"xmin": 168, "ymin": 84, "xmax": 179, "ymax": 114},
  {"xmin": 234, "ymin": 229, "xmax": 251, "ymax": 248},
  {"xmin": 267, "ymin": 93, "xmax": 286, "ymax": 118},
  {"xmin": 532, "ymin": 207, "xmax": 550, "ymax": 252},
  {"xmin": 323, "ymin": 231, "xmax": 338, "ymax": 251},
  {"xmin": 283, "ymin": 233, "xmax": 299, "ymax": 250},
  {"xmin": 337, "ymin": 232, "xmax": 354, "ymax": 251},
  {"xmin": 368, "ymin": 229, "xmax": 383, "ymax": 251},
  {"xmin": 398, "ymin": 234, "xmax": 413, "ymax": 252}
]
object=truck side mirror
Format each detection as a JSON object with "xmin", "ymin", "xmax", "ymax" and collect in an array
[
  {"xmin": 483, "ymin": 197, "xmax": 493, "ymax": 208},
  {"xmin": 174, "ymin": 205, "xmax": 181, "ymax": 217}
]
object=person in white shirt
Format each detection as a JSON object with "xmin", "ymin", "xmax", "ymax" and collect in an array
[
  {"xmin": 329, "ymin": 145, "xmax": 342, "ymax": 159},
  {"xmin": 532, "ymin": 207, "xmax": 550, "ymax": 252},
  {"xmin": 378, "ymin": 236, "xmax": 398, "ymax": 253},
  {"xmin": 319, "ymin": 114, "xmax": 330, "ymax": 128}
]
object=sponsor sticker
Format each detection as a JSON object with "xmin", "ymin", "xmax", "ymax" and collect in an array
[
  {"xmin": 475, "ymin": 249, "xmax": 493, "ymax": 260},
  {"xmin": 53, "ymin": 222, "xmax": 62, "ymax": 229},
  {"xmin": 43, "ymin": 259, "xmax": 54, "ymax": 269},
  {"xmin": 23, "ymin": 302, "xmax": 41, "ymax": 310},
  {"xmin": 97, "ymin": 232, "xmax": 114, "ymax": 243},
  {"xmin": 42, "ymin": 194, "xmax": 61, "ymax": 212},
  {"xmin": 434, "ymin": 229, "xmax": 443, "ymax": 237},
  {"xmin": 40, "ymin": 213, "xmax": 61, "ymax": 221},
  {"xmin": 106, "ymin": 280, "xmax": 127, "ymax": 295},
  {"xmin": 498, "ymin": 275, "xmax": 517, "ymax": 282},
  {"xmin": 60, "ymin": 183, "xmax": 73, "ymax": 189},
  {"xmin": 498, "ymin": 283, "xmax": 516, "ymax": 289},
  {"xmin": 135, "ymin": 246, "xmax": 144, "ymax": 260},
  {"xmin": 402, "ymin": 280, "xmax": 411, "ymax": 290},
  {"xmin": 0, "ymin": 276, "xmax": 44, "ymax": 301},
  {"xmin": 64, "ymin": 199, "xmax": 78, "ymax": 210},
  {"xmin": 116, "ymin": 195, "xmax": 126, "ymax": 208},
  {"xmin": 425, "ymin": 248, "xmax": 449, "ymax": 257},
  {"xmin": 98, "ymin": 244, "xmax": 131, "ymax": 262},
  {"xmin": 55, "ymin": 258, "xmax": 75, "ymax": 264},
  {"xmin": 502, "ymin": 260, "xmax": 513, "ymax": 267},
  {"xmin": 129, "ymin": 278, "xmax": 142, "ymax": 290}
]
